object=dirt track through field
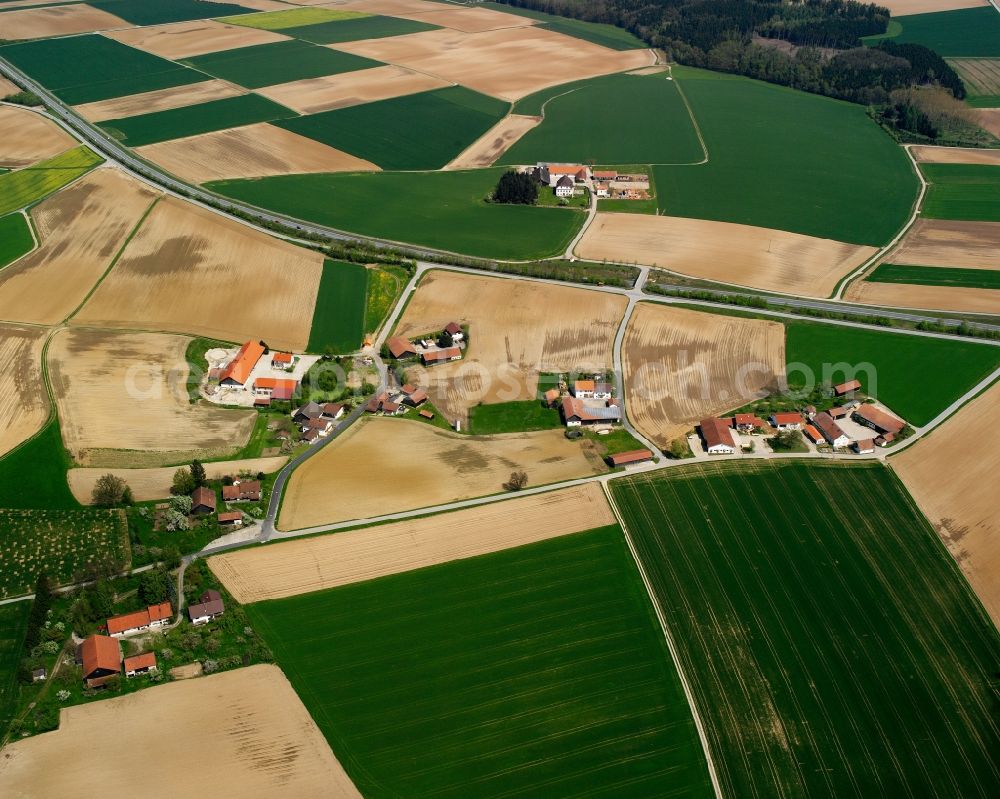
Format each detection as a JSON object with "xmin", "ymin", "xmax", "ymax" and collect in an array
[
  {"xmin": 278, "ymin": 416, "xmax": 607, "ymax": 529},
  {"xmin": 0, "ymin": 324, "xmax": 48, "ymax": 459},
  {"xmin": 0, "ymin": 105, "xmax": 75, "ymax": 167},
  {"xmin": 393, "ymin": 271, "xmax": 626, "ymax": 423},
  {"xmin": 0, "ymin": 168, "xmax": 158, "ymax": 325},
  {"xmin": 845, "ymin": 280, "xmax": 1000, "ymax": 313},
  {"xmin": 106, "ymin": 19, "xmax": 289, "ymax": 59},
  {"xmin": 74, "ymin": 80, "xmax": 248, "ymax": 122},
  {"xmin": 256, "ymin": 65, "xmax": 451, "ymax": 113},
  {"xmin": 68, "ymin": 457, "xmax": 288, "ymax": 503},
  {"xmin": 72, "ymin": 196, "xmax": 323, "ymax": 351},
  {"xmin": 444, "ymin": 113, "xmax": 541, "ymax": 169},
  {"xmin": 332, "ymin": 25, "xmax": 650, "ymax": 101},
  {"xmin": 136, "ymin": 123, "xmax": 379, "ymax": 183},
  {"xmin": 910, "ymin": 146, "xmax": 1000, "ymax": 166},
  {"xmin": 877, "ymin": 218, "xmax": 1000, "ymax": 270},
  {"xmin": 621, "ymin": 303, "xmax": 785, "ymax": 447},
  {"xmin": 213, "ymin": 482, "xmax": 612, "ymax": 601},
  {"xmin": 893, "ymin": 380, "xmax": 1000, "ymax": 629},
  {"xmin": 0, "ymin": 665, "xmax": 362, "ymax": 799},
  {"xmin": 0, "ymin": 4, "xmax": 129, "ymax": 40},
  {"xmin": 48, "ymin": 328, "xmax": 256, "ymax": 466},
  {"xmin": 578, "ymin": 213, "xmax": 876, "ymax": 297}
]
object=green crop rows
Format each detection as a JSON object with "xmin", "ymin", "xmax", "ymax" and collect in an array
[
  {"xmin": 0, "ymin": 421, "xmax": 78, "ymax": 511},
  {"xmin": 307, "ymin": 260, "xmax": 368, "ymax": 353},
  {"xmin": 92, "ymin": 0, "xmax": 253, "ymax": 26},
  {"xmin": 480, "ymin": 3, "xmax": 646, "ymax": 50},
  {"xmin": 0, "ymin": 213, "xmax": 33, "ymax": 269},
  {"xmin": 247, "ymin": 525, "xmax": 714, "ymax": 798},
  {"xmin": 864, "ymin": 7, "xmax": 1000, "ymax": 58},
  {"xmin": 468, "ymin": 399, "xmax": 563, "ymax": 434},
  {"xmin": 867, "ymin": 263, "xmax": 1000, "ymax": 290},
  {"xmin": 612, "ymin": 460, "xmax": 1000, "ymax": 799},
  {"xmin": 280, "ymin": 14, "xmax": 439, "ymax": 44},
  {"xmin": 920, "ymin": 163, "xmax": 1000, "ymax": 222},
  {"xmin": 0, "ymin": 147, "xmax": 102, "ymax": 216}
]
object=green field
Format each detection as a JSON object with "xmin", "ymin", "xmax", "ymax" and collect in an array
[
  {"xmin": 0, "ymin": 601, "xmax": 29, "ymax": 738},
  {"xmin": 0, "ymin": 421, "xmax": 78, "ymax": 511},
  {"xmin": 364, "ymin": 264, "xmax": 408, "ymax": 333},
  {"xmin": 864, "ymin": 7, "xmax": 1000, "ymax": 57},
  {"xmin": 612, "ymin": 460, "xmax": 1000, "ymax": 798},
  {"xmin": 0, "ymin": 35, "xmax": 209, "ymax": 105},
  {"xmin": 654, "ymin": 68, "xmax": 917, "ymax": 245},
  {"xmin": 207, "ymin": 168, "xmax": 584, "ymax": 259},
  {"xmin": 280, "ymin": 14, "xmax": 440, "ymax": 44},
  {"xmin": 91, "ymin": 0, "xmax": 252, "ymax": 25},
  {"xmin": 217, "ymin": 6, "xmax": 367, "ymax": 29},
  {"xmin": 920, "ymin": 163, "xmax": 1000, "ymax": 222},
  {"xmin": 307, "ymin": 260, "xmax": 368, "ymax": 353},
  {"xmin": 867, "ymin": 262, "xmax": 1000, "ymax": 290},
  {"xmin": 0, "ymin": 147, "xmax": 102, "ymax": 216},
  {"xmin": 99, "ymin": 93, "xmax": 296, "ymax": 147},
  {"xmin": 480, "ymin": 3, "xmax": 647, "ymax": 50},
  {"xmin": 0, "ymin": 213, "xmax": 33, "ymax": 269},
  {"xmin": 501, "ymin": 73, "xmax": 702, "ymax": 166},
  {"xmin": 276, "ymin": 86, "xmax": 508, "ymax": 170},
  {"xmin": 0, "ymin": 508, "xmax": 130, "ymax": 598},
  {"xmin": 785, "ymin": 319, "xmax": 1000, "ymax": 426},
  {"xmin": 468, "ymin": 399, "xmax": 562, "ymax": 434},
  {"xmin": 247, "ymin": 526, "xmax": 714, "ymax": 798},
  {"xmin": 181, "ymin": 40, "xmax": 379, "ymax": 90}
]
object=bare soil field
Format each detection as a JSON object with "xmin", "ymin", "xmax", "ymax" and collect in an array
[
  {"xmin": 577, "ymin": 212, "xmax": 876, "ymax": 297},
  {"xmin": 74, "ymin": 80, "xmax": 247, "ymax": 123},
  {"xmin": 0, "ymin": 168, "xmax": 158, "ymax": 325},
  {"xmin": 48, "ymin": 328, "xmax": 257, "ymax": 466},
  {"xmin": 876, "ymin": 0, "xmax": 985, "ymax": 13},
  {"xmin": 879, "ymin": 218, "xmax": 1000, "ymax": 269},
  {"xmin": 72, "ymin": 196, "xmax": 323, "ymax": 351},
  {"xmin": 910, "ymin": 146, "xmax": 1000, "ymax": 166},
  {"xmin": 893, "ymin": 379, "xmax": 1000, "ymax": 628},
  {"xmin": 444, "ymin": 113, "xmax": 541, "ymax": 169},
  {"xmin": 336, "ymin": 0, "xmax": 468, "ymax": 15},
  {"xmin": 0, "ymin": 4, "xmax": 129, "ymax": 40},
  {"xmin": 106, "ymin": 19, "xmax": 289, "ymax": 59},
  {"xmin": 278, "ymin": 416, "xmax": 607, "ymax": 529},
  {"xmin": 0, "ymin": 665, "xmax": 362, "ymax": 799},
  {"xmin": 0, "ymin": 105, "xmax": 76, "ymax": 168},
  {"xmin": 213, "ymin": 483, "xmax": 612, "ymax": 601},
  {"xmin": 845, "ymin": 280, "xmax": 1000, "ymax": 313},
  {"xmin": 0, "ymin": 76, "xmax": 18, "ymax": 96},
  {"xmin": 136, "ymin": 122, "xmax": 378, "ymax": 183},
  {"xmin": 256, "ymin": 65, "xmax": 451, "ymax": 114},
  {"xmin": 975, "ymin": 108, "xmax": 1000, "ymax": 139},
  {"xmin": 389, "ymin": 6, "xmax": 538, "ymax": 32},
  {"xmin": 332, "ymin": 25, "xmax": 651, "ymax": 101},
  {"xmin": 621, "ymin": 303, "xmax": 785, "ymax": 447},
  {"xmin": 68, "ymin": 456, "xmax": 288, "ymax": 503},
  {"xmin": 949, "ymin": 59, "xmax": 1000, "ymax": 96},
  {"xmin": 393, "ymin": 270, "xmax": 626, "ymax": 422},
  {"xmin": 0, "ymin": 324, "xmax": 47, "ymax": 459},
  {"xmin": 218, "ymin": 0, "xmax": 291, "ymax": 8}
]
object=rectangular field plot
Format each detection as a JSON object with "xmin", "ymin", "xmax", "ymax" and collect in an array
[
  {"xmin": 276, "ymin": 85, "xmax": 507, "ymax": 170},
  {"xmin": 307, "ymin": 259, "xmax": 367, "ymax": 353},
  {"xmin": 0, "ymin": 35, "xmax": 210, "ymax": 105},
  {"xmin": 217, "ymin": 7, "xmax": 368, "ymax": 30},
  {"xmin": 867, "ymin": 6, "xmax": 1000, "ymax": 57},
  {"xmin": 0, "ymin": 213, "xmax": 33, "ymax": 269},
  {"xmin": 499, "ymin": 73, "xmax": 703, "ymax": 166},
  {"xmin": 920, "ymin": 163, "xmax": 1000, "ymax": 221},
  {"xmin": 0, "ymin": 146, "xmax": 101, "ymax": 215},
  {"xmin": 246, "ymin": 526, "xmax": 715, "ymax": 798},
  {"xmin": 181, "ymin": 39, "xmax": 379, "ymax": 89},
  {"xmin": 611, "ymin": 461, "xmax": 1000, "ymax": 799},
  {"xmin": 89, "ymin": 0, "xmax": 254, "ymax": 26},
  {"xmin": 949, "ymin": 58, "xmax": 1000, "ymax": 106},
  {"xmin": 867, "ymin": 262, "xmax": 1000, "ymax": 289},
  {"xmin": 98, "ymin": 92, "xmax": 296, "ymax": 146},
  {"xmin": 479, "ymin": 2, "xmax": 646, "ymax": 50},
  {"xmin": 281, "ymin": 14, "xmax": 439, "ymax": 44}
]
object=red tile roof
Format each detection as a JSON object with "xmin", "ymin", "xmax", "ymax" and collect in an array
[
  {"xmin": 107, "ymin": 609, "xmax": 151, "ymax": 636},
  {"xmin": 772, "ymin": 412, "xmax": 803, "ymax": 426},
  {"xmin": 123, "ymin": 652, "xmax": 156, "ymax": 672},
  {"xmin": 444, "ymin": 322, "xmax": 462, "ymax": 336},
  {"xmin": 803, "ymin": 424, "xmax": 823, "ymax": 443},
  {"xmin": 220, "ymin": 340, "xmax": 264, "ymax": 385},
  {"xmin": 218, "ymin": 511, "xmax": 242, "ymax": 523},
  {"xmin": 813, "ymin": 411, "xmax": 847, "ymax": 443},
  {"xmin": 147, "ymin": 602, "xmax": 172, "ymax": 623},
  {"xmin": 700, "ymin": 417, "xmax": 735, "ymax": 450},
  {"xmin": 609, "ymin": 449, "xmax": 654, "ymax": 466},
  {"xmin": 387, "ymin": 336, "xmax": 416, "ymax": 358},
  {"xmin": 80, "ymin": 634, "xmax": 120, "ymax": 678},
  {"xmin": 419, "ymin": 409, "xmax": 434, "ymax": 419},
  {"xmin": 833, "ymin": 379, "xmax": 862, "ymax": 395},
  {"xmin": 254, "ymin": 377, "xmax": 298, "ymax": 392},
  {"xmin": 272, "ymin": 352, "xmax": 292, "ymax": 363},
  {"xmin": 191, "ymin": 486, "xmax": 216, "ymax": 511},
  {"xmin": 853, "ymin": 403, "xmax": 905, "ymax": 435},
  {"xmin": 422, "ymin": 347, "xmax": 460, "ymax": 363}
]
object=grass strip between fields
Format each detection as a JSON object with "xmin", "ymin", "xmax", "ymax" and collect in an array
[
  {"xmin": 306, "ymin": 259, "xmax": 368, "ymax": 354},
  {"xmin": 867, "ymin": 263, "xmax": 1000, "ymax": 290}
]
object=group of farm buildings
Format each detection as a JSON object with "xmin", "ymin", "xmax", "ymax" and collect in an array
[{"xmin": 524, "ymin": 163, "xmax": 650, "ymax": 200}]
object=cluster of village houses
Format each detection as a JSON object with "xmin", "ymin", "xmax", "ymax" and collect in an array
[
  {"xmin": 206, "ymin": 339, "xmax": 310, "ymax": 407},
  {"xmin": 524, "ymin": 163, "xmax": 651, "ymax": 200},
  {"xmin": 698, "ymin": 380, "xmax": 907, "ymax": 455},
  {"xmin": 386, "ymin": 321, "xmax": 465, "ymax": 366},
  {"xmin": 62, "ymin": 591, "xmax": 226, "ymax": 689}
]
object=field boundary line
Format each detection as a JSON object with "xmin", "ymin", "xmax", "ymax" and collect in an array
[
  {"xmin": 671, "ymin": 71, "xmax": 709, "ymax": 166},
  {"xmin": 601, "ymin": 480, "xmax": 725, "ymax": 799}
]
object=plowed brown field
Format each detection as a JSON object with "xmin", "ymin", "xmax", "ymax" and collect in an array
[
  {"xmin": 910, "ymin": 146, "xmax": 1000, "ymax": 166},
  {"xmin": 212, "ymin": 483, "xmax": 612, "ymax": 601},
  {"xmin": 0, "ymin": 4, "xmax": 129, "ymax": 40},
  {"xmin": 383, "ymin": 5, "xmax": 537, "ymax": 32},
  {"xmin": 106, "ymin": 19, "xmax": 288, "ymax": 59},
  {"xmin": 0, "ymin": 105, "xmax": 75, "ymax": 167},
  {"xmin": 577, "ymin": 213, "xmax": 875, "ymax": 297},
  {"xmin": 845, "ymin": 280, "xmax": 1000, "ymax": 314},
  {"xmin": 136, "ymin": 123, "xmax": 378, "ymax": 183},
  {"xmin": 975, "ymin": 108, "xmax": 1000, "ymax": 139},
  {"xmin": 278, "ymin": 416, "xmax": 607, "ymax": 529},
  {"xmin": 878, "ymin": 218, "xmax": 1000, "ymax": 270},
  {"xmin": 445, "ymin": 113, "xmax": 541, "ymax": 169},
  {"xmin": 0, "ymin": 324, "xmax": 48, "ymax": 459},
  {"xmin": 893, "ymin": 379, "xmax": 1000, "ymax": 628},
  {"xmin": 48, "ymin": 328, "xmax": 256, "ymax": 466},
  {"xmin": 72, "ymin": 196, "xmax": 323, "ymax": 351},
  {"xmin": 393, "ymin": 271, "xmax": 626, "ymax": 422},
  {"xmin": 256, "ymin": 65, "xmax": 451, "ymax": 114},
  {"xmin": 0, "ymin": 169, "xmax": 158, "ymax": 325},
  {"xmin": 621, "ymin": 303, "xmax": 785, "ymax": 446},
  {"xmin": 0, "ymin": 665, "xmax": 362, "ymax": 799},
  {"xmin": 332, "ymin": 25, "xmax": 650, "ymax": 101},
  {"xmin": 0, "ymin": 76, "xmax": 18, "ymax": 96},
  {"xmin": 74, "ymin": 80, "xmax": 247, "ymax": 123}
]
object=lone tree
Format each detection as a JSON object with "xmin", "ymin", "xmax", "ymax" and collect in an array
[
  {"xmin": 493, "ymin": 170, "xmax": 538, "ymax": 205},
  {"xmin": 171, "ymin": 468, "xmax": 196, "ymax": 496},
  {"xmin": 503, "ymin": 470, "xmax": 529, "ymax": 491},
  {"xmin": 190, "ymin": 459, "xmax": 207, "ymax": 488},
  {"xmin": 91, "ymin": 473, "xmax": 133, "ymax": 507}
]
